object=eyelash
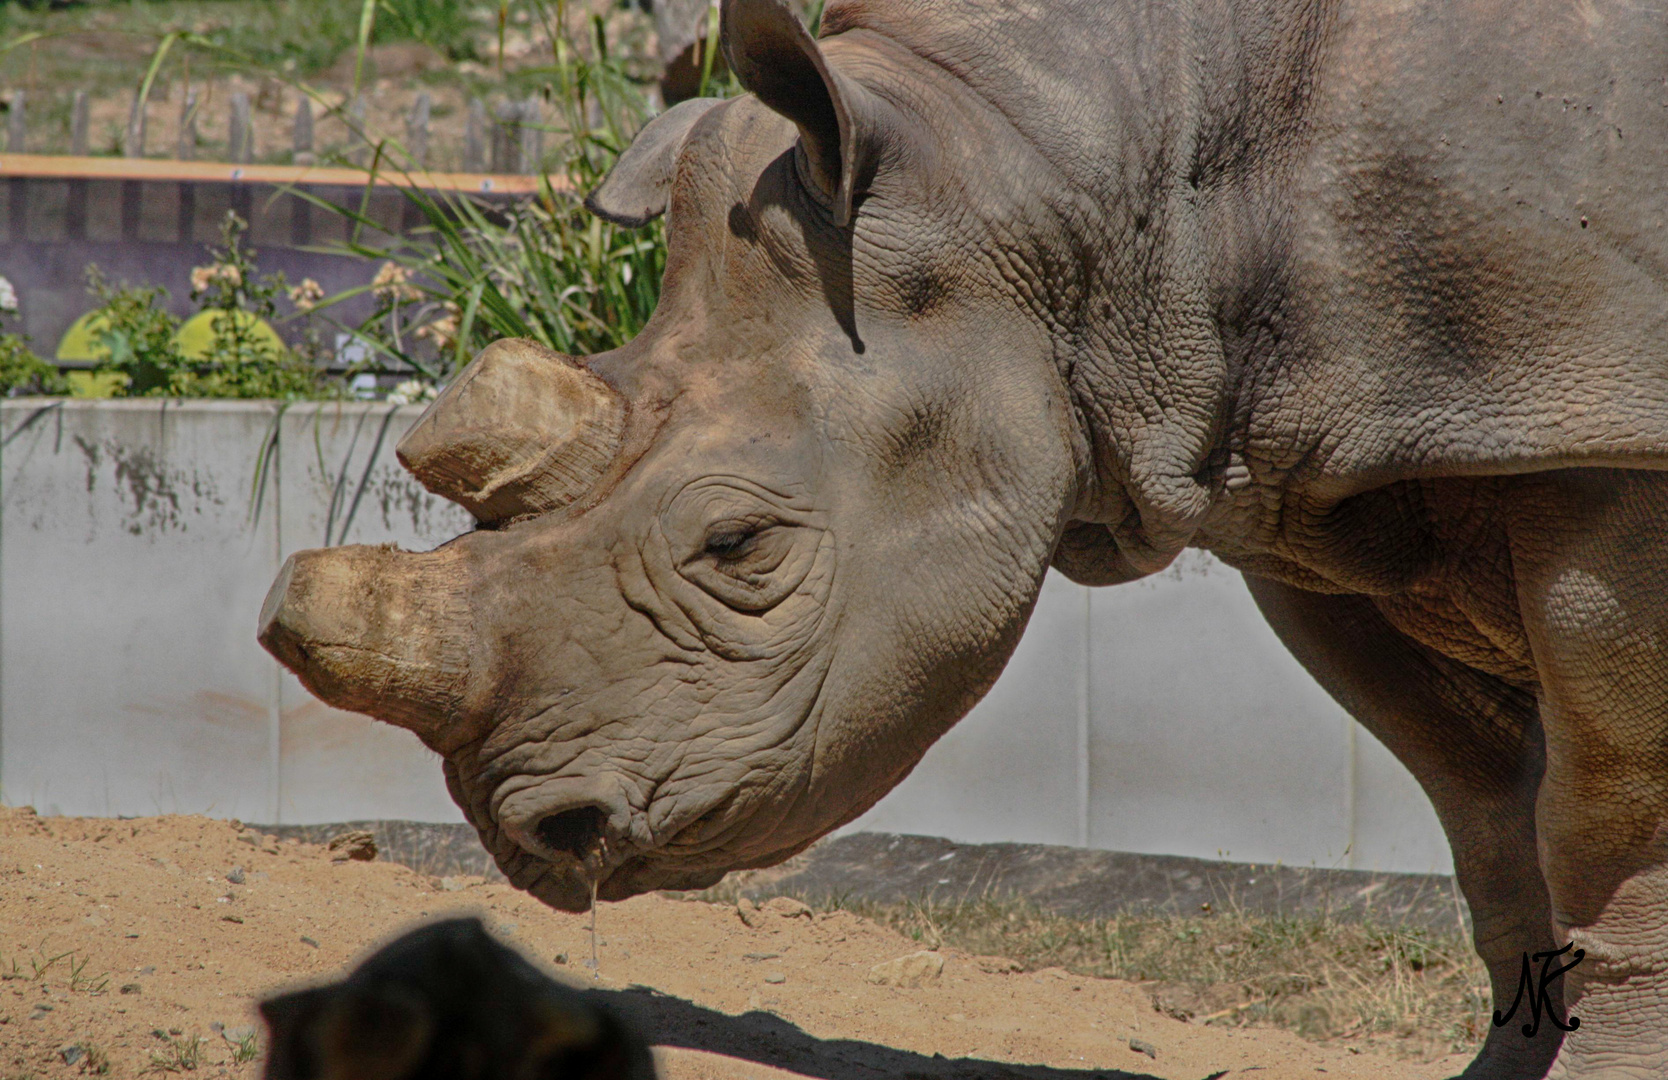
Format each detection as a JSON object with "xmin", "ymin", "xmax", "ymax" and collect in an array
[{"xmin": 704, "ymin": 527, "xmax": 759, "ymax": 559}]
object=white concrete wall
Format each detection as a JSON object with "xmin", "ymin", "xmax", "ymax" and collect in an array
[
  {"xmin": 0, "ymin": 401, "xmax": 1452, "ymax": 874},
  {"xmin": 846, "ymin": 559, "xmax": 1454, "ymax": 874}
]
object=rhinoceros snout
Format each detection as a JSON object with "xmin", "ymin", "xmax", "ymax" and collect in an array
[{"xmin": 258, "ymin": 544, "xmax": 475, "ymax": 748}]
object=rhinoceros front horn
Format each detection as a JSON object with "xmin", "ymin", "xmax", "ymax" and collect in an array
[
  {"xmin": 258, "ymin": 543, "xmax": 473, "ymax": 747},
  {"xmin": 396, "ymin": 338, "xmax": 627, "ymax": 525}
]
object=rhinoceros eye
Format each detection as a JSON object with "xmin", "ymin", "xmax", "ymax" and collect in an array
[
  {"xmin": 703, "ymin": 526, "xmax": 758, "ymax": 560},
  {"xmin": 664, "ymin": 481, "xmax": 823, "ymax": 614}
]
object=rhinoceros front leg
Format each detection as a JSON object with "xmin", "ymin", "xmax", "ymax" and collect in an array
[
  {"xmin": 1246, "ymin": 578, "xmax": 1562, "ymax": 1080},
  {"xmin": 1506, "ymin": 470, "xmax": 1668, "ymax": 1079}
]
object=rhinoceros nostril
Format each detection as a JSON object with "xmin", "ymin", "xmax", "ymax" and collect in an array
[{"xmin": 536, "ymin": 806, "xmax": 607, "ymax": 861}]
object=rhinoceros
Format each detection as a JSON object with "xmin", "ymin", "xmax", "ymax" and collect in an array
[{"xmin": 260, "ymin": 0, "xmax": 1668, "ymax": 1075}]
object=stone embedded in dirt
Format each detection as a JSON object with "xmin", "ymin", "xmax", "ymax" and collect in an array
[
  {"xmin": 222, "ymin": 1024, "xmax": 256, "ymax": 1044},
  {"xmin": 120, "ymin": 983, "xmax": 141, "ymax": 994},
  {"xmin": 1129, "ymin": 1038, "xmax": 1158, "ymax": 1059},
  {"xmin": 974, "ymin": 955, "xmax": 1024, "ymax": 974},
  {"xmin": 762, "ymin": 897, "xmax": 813, "ymax": 919},
  {"xmin": 300, "ymin": 936, "xmax": 320, "ymax": 949},
  {"xmin": 326, "ymin": 830, "xmax": 378, "ymax": 862},
  {"xmin": 763, "ymin": 972, "xmax": 787, "ymax": 984},
  {"xmin": 440, "ymin": 877, "xmax": 466, "ymax": 892},
  {"xmin": 58, "ymin": 1044, "xmax": 84, "ymax": 1065},
  {"xmin": 227, "ymin": 866, "xmax": 246, "ymax": 885},
  {"xmin": 867, "ymin": 950, "xmax": 945, "ymax": 988},
  {"xmin": 736, "ymin": 897, "xmax": 762, "ymax": 928}
]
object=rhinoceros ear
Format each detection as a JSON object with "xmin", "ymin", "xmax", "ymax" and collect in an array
[
  {"xmin": 721, "ymin": 0, "xmax": 870, "ymax": 227},
  {"xmin": 585, "ymin": 97, "xmax": 724, "ymax": 227}
]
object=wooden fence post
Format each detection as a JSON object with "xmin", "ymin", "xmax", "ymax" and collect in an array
[
  {"xmin": 124, "ymin": 91, "xmax": 146, "ymax": 158},
  {"xmin": 407, "ymin": 92, "xmax": 431, "ymax": 168},
  {"xmin": 70, "ymin": 90, "xmax": 88, "ymax": 156},
  {"xmin": 347, "ymin": 94, "xmax": 368, "ymax": 166},
  {"xmin": 293, "ymin": 96, "xmax": 314, "ymax": 166},
  {"xmin": 6, "ymin": 90, "xmax": 24, "ymax": 153},
  {"xmin": 491, "ymin": 98, "xmax": 521, "ymax": 173},
  {"xmin": 464, "ymin": 98, "xmax": 486, "ymax": 172},
  {"xmin": 177, "ymin": 89, "xmax": 199, "ymax": 161},
  {"xmin": 520, "ymin": 95, "xmax": 543, "ymax": 174},
  {"xmin": 228, "ymin": 91, "xmax": 252, "ymax": 164}
]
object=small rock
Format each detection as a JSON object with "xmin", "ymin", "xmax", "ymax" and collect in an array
[
  {"xmin": 439, "ymin": 877, "xmax": 466, "ymax": 892},
  {"xmin": 1128, "ymin": 1038, "xmax": 1157, "ymax": 1059},
  {"xmin": 59, "ymin": 1044, "xmax": 84, "ymax": 1066},
  {"xmin": 326, "ymin": 830, "xmax": 378, "ymax": 862},
  {"xmin": 553, "ymin": 953, "xmax": 568, "ymax": 965},
  {"xmin": 226, "ymin": 866, "xmax": 246, "ymax": 885},
  {"xmin": 223, "ymin": 1024, "xmax": 256, "ymax": 1043},
  {"xmin": 210, "ymin": 1022, "xmax": 224, "ymax": 1034},
  {"xmin": 867, "ymin": 950, "xmax": 945, "ymax": 989},
  {"xmin": 237, "ymin": 831, "xmax": 259, "ymax": 847},
  {"xmin": 762, "ymin": 896, "xmax": 812, "ymax": 919},
  {"xmin": 221, "ymin": 915, "xmax": 244, "ymax": 924},
  {"xmin": 763, "ymin": 972, "xmax": 787, "ymax": 984},
  {"xmin": 742, "ymin": 952, "xmax": 781, "ymax": 962},
  {"xmin": 120, "ymin": 983, "xmax": 142, "ymax": 995},
  {"xmin": 736, "ymin": 897, "xmax": 761, "ymax": 928},
  {"xmin": 300, "ymin": 936, "xmax": 320, "ymax": 949},
  {"xmin": 974, "ymin": 955, "xmax": 1023, "ymax": 974},
  {"xmin": 138, "ymin": 966, "xmax": 155, "ymax": 975}
]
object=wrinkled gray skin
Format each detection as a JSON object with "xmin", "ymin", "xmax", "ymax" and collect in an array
[{"xmin": 264, "ymin": 1, "xmax": 1668, "ymax": 1075}]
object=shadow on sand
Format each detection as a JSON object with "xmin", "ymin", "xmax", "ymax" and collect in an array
[{"xmin": 592, "ymin": 983, "xmax": 1179, "ymax": 1080}]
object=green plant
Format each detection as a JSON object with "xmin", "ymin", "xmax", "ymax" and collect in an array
[
  {"xmin": 78, "ymin": 1045, "xmax": 111, "ymax": 1076},
  {"xmin": 296, "ymin": 6, "xmax": 677, "ymax": 382},
  {"xmin": 0, "ymin": 275, "xmax": 65, "ymax": 397},
  {"xmin": 230, "ymin": 1031, "xmax": 259, "ymax": 1065},
  {"xmin": 86, "ymin": 269, "xmax": 186, "ymax": 395},
  {"xmin": 90, "ymin": 212, "xmax": 339, "ymax": 400},
  {"xmin": 67, "ymin": 953, "xmax": 110, "ymax": 995},
  {"xmin": 375, "ymin": 0, "xmax": 479, "ymax": 59},
  {"xmin": 146, "ymin": 1033, "xmax": 204, "ymax": 1074}
]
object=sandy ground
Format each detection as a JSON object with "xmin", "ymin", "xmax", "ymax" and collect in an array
[{"xmin": 0, "ymin": 807, "xmax": 1470, "ymax": 1080}]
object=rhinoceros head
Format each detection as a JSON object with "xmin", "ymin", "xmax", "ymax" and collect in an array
[{"xmin": 259, "ymin": 0, "xmax": 1081, "ymax": 910}]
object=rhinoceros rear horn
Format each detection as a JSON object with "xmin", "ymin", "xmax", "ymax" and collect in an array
[
  {"xmin": 396, "ymin": 339, "xmax": 626, "ymax": 525},
  {"xmin": 721, "ymin": 0, "xmax": 874, "ymax": 227}
]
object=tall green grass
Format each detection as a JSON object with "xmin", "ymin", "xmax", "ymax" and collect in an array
[{"xmin": 302, "ymin": 2, "xmax": 706, "ymax": 380}]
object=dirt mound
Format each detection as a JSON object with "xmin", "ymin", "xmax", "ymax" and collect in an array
[{"xmin": 0, "ymin": 807, "xmax": 1468, "ymax": 1079}]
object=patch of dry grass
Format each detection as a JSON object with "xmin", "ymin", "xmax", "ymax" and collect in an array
[{"xmin": 707, "ymin": 883, "xmax": 1491, "ymax": 1063}]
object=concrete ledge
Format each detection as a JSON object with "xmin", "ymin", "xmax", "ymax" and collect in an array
[{"xmin": 259, "ymin": 822, "xmax": 1469, "ymax": 932}]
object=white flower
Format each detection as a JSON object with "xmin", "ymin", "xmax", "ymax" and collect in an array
[
  {"xmin": 388, "ymin": 379, "xmax": 437, "ymax": 406},
  {"xmin": 190, "ymin": 263, "xmax": 241, "ymax": 294},
  {"xmin": 414, "ymin": 311, "xmax": 458, "ymax": 350},
  {"xmin": 0, "ymin": 275, "xmax": 18, "ymax": 313},
  {"xmin": 371, "ymin": 261, "xmax": 421, "ymax": 303},
  {"xmin": 288, "ymin": 278, "xmax": 324, "ymax": 312}
]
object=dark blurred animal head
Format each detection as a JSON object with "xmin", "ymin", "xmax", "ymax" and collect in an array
[{"xmin": 259, "ymin": 918, "xmax": 655, "ymax": 1080}]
